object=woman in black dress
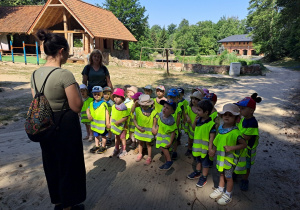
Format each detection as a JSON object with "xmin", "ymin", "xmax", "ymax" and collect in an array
[{"xmin": 31, "ymin": 30, "xmax": 86, "ymax": 210}]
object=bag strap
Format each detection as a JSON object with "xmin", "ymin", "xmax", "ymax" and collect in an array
[{"xmin": 33, "ymin": 67, "xmax": 60, "ymax": 94}]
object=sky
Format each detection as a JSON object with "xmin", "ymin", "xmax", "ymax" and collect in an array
[{"xmin": 85, "ymin": 0, "xmax": 250, "ymax": 27}]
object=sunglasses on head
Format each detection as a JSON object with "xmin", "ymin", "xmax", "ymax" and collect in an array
[{"xmin": 93, "ymin": 92, "xmax": 101, "ymax": 96}]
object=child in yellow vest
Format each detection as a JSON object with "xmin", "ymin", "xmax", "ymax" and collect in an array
[
  {"xmin": 133, "ymin": 94, "xmax": 157, "ymax": 165},
  {"xmin": 203, "ymin": 93, "xmax": 220, "ymax": 129},
  {"xmin": 86, "ymin": 86, "xmax": 110, "ymax": 154},
  {"xmin": 210, "ymin": 103, "xmax": 247, "ymax": 206},
  {"xmin": 124, "ymin": 86, "xmax": 138, "ymax": 148},
  {"xmin": 153, "ymin": 85, "xmax": 167, "ymax": 113},
  {"xmin": 177, "ymin": 87, "xmax": 188, "ymax": 143},
  {"xmin": 111, "ymin": 88, "xmax": 130, "ymax": 158},
  {"xmin": 187, "ymin": 100, "xmax": 216, "ymax": 188},
  {"xmin": 79, "ymin": 84, "xmax": 94, "ymax": 141},
  {"xmin": 234, "ymin": 93, "xmax": 262, "ymax": 191},
  {"xmin": 166, "ymin": 88, "xmax": 182, "ymax": 160},
  {"xmin": 152, "ymin": 99, "xmax": 177, "ymax": 170},
  {"xmin": 103, "ymin": 86, "xmax": 114, "ymax": 145},
  {"xmin": 185, "ymin": 91, "xmax": 203, "ymax": 156},
  {"xmin": 143, "ymin": 85, "xmax": 153, "ymax": 98}
]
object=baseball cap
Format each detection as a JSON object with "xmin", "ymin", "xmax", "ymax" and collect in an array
[
  {"xmin": 103, "ymin": 86, "xmax": 112, "ymax": 92},
  {"xmin": 92, "ymin": 86, "xmax": 103, "ymax": 93},
  {"xmin": 156, "ymin": 85, "xmax": 165, "ymax": 91},
  {"xmin": 112, "ymin": 88, "xmax": 125, "ymax": 99},
  {"xmin": 190, "ymin": 91, "xmax": 203, "ymax": 100},
  {"xmin": 79, "ymin": 84, "xmax": 88, "ymax": 89},
  {"xmin": 203, "ymin": 93, "xmax": 217, "ymax": 102},
  {"xmin": 131, "ymin": 92, "xmax": 143, "ymax": 100},
  {"xmin": 143, "ymin": 85, "xmax": 153, "ymax": 90},
  {"xmin": 160, "ymin": 99, "xmax": 177, "ymax": 111},
  {"xmin": 218, "ymin": 104, "xmax": 240, "ymax": 115},
  {"xmin": 234, "ymin": 97, "xmax": 256, "ymax": 110},
  {"xmin": 177, "ymin": 87, "xmax": 184, "ymax": 94},
  {"xmin": 127, "ymin": 86, "xmax": 138, "ymax": 94},
  {"xmin": 167, "ymin": 88, "xmax": 179, "ymax": 97}
]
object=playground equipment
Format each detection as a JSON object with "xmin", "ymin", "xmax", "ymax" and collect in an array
[{"xmin": 7, "ymin": 41, "xmax": 40, "ymax": 65}]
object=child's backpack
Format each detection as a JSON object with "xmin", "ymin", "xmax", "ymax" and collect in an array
[{"xmin": 24, "ymin": 68, "xmax": 59, "ymax": 142}]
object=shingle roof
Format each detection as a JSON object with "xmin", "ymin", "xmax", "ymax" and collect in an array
[
  {"xmin": 62, "ymin": 0, "xmax": 137, "ymax": 41},
  {"xmin": 217, "ymin": 34, "xmax": 253, "ymax": 43},
  {"xmin": 0, "ymin": 6, "xmax": 43, "ymax": 33}
]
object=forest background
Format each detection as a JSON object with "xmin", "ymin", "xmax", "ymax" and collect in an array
[{"xmin": 1, "ymin": 0, "xmax": 299, "ymax": 62}]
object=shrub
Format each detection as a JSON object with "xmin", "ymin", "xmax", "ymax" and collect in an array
[{"xmin": 195, "ymin": 54, "xmax": 202, "ymax": 64}]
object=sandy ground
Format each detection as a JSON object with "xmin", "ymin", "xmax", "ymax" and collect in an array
[{"xmin": 0, "ymin": 63, "xmax": 299, "ymax": 210}]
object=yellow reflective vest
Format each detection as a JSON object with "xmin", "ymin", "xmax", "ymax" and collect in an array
[
  {"xmin": 134, "ymin": 107, "xmax": 157, "ymax": 142},
  {"xmin": 111, "ymin": 104, "xmax": 129, "ymax": 135},
  {"xmin": 154, "ymin": 98, "xmax": 164, "ymax": 113},
  {"xmin": 213, "ymin": 128, "xmax": 247, "ymax": 174},
  {"xmin": 238, "ymin": 117, "xmax": 259, "ymax": 165},
  {"xmin": 156, "ymin": 115, "xmax": 177, "ymax": 148},
  {"xmin": 192, "ymin": 118, "xmax": 215, "ymax": 158},
  {"xmin": 81, "ymin": 97, "xmax": 93, "ymax": 123},
  {"xmin": 90, "ymin": 101, "xmax": 108, "ymax": 134},
  {"xmin": 186, "ymin": 105, "xmax": 198, "ymax": 139},
  {"xmin": 125, "ymin": 100, "xmax": 135, "ymax": 133},
  {"xmin": 178, "ymin": 99, "xmax": 188, "ymax": 132}
]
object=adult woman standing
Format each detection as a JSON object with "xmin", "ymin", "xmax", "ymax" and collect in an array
[
  {"xmin": 82, "ymin": 49, "xmax": 113, "ymax": 93},
  {"xmin": 31, "ymin": 30, "xmax": 86, "ymax": 210}
]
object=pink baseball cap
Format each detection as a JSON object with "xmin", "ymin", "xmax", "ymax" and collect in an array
[
  {"xmin": 112, "ymin": 88, "xmax": 125, "ymax": 99},
  {"xmin": 156, "ymin": 85, "xmax": 165, "ymax": 91}
]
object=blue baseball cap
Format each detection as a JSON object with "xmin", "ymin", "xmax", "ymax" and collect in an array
[
  {"xmin": 167, "ymin": 88, "xmax": 179, "ymax": 97},
  {"xmin": 234, "ymin": 97, "xmax": 256, "ymax": 110},
  {"xmin": 92, "ymin": 86, "xmax": 103, "ymax": 93},
  {"xmin": 203, "ymin": 93, "xmax": 217, "ymax": 102},
  {"xmin": 160, "ymin": 99, "xmax": 177, "ymax": 111}
]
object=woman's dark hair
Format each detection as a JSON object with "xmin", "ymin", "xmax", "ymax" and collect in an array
[
  {"xmin": 36, "ymin": 29, "xmax": 69, "ymax": 56},
  {"xmin": 251, "ymin": 93, "xmax": 262, "ymax": 103}
]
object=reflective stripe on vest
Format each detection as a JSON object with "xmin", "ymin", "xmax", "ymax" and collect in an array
[
  {"xmin": 134, "ymin": 107, "xmax": 157, "ymax": 142},
  {"xmin": 80, "ymin": 97, "xmax": 93, "ymax": 123},
  {"xmin": 90, "ymin": 101, "xmax": 107, "ymax": 134},
  {"xmin": 110, "ymin": 105, "xmax": 128, "ymax": 135},
  {"xmin": 192, "ymin": 119, "xmax": 215, "ymax": 158},
  {"xmin": 156, "ymin": 115, "xmax": 177, "ymax": 148},
  {"xmin": 238, "ymin": 117, "xmax": 259, "ymax": 166},
  {"xmin": 214, "ymin": 129, "xmax": 247, "ymax": 174}
]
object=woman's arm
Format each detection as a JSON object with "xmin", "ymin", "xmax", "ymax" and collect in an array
[
  {"xmin": 65, "ymin": 84, "xmax": 83, "ymax": 113},
  {"xmin": 106, "ymin": 75, "xmax": 113, "ymax": 90},
  {"xmin": 82, "ymin": 75, "xmax": 88, "ymax": 86}
]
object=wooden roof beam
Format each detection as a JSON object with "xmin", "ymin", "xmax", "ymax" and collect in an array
[{"xmin": 48, "ymin": 4, "xmax": 64, "ymax": 6}]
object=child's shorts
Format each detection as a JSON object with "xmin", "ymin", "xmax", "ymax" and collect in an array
[
  {"xmin": 194, "ymin": 155, "xmax": 213, "ymax": 168},
  {"xmin": 222, "ymin": 167, "xmax": 234, "ymax": 179},
  {"xmin": 94, "ymin": 129, "xmax": 108, "ymax": 137}
]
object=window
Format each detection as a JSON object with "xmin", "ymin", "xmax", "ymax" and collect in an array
[
  {"xmin": 104, "ymin": 39, "xmax": 108, "ymax": 49},
  {"xmin": 113, "ymin": 40, "xmax": 123, "ymax": 50}
]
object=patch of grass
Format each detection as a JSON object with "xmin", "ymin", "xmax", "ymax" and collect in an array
[
  {"xmin": 1, "ymin": 55, "xmax": 46, "ymax": 65},
  {"xmin": 267, "ymin": 57, "xmax": 300, "ymax": 71}
]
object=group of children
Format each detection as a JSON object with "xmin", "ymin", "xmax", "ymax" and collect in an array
[{"xmin": 79, "ymin": 83, "xmax": 262, "ymax": 206}]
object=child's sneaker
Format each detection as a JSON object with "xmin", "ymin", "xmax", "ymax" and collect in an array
[
  {"xmin": 209, "ymin": 188, "xmax": 223, "ymax": 199},
  {"xmin": 196, "ymin": 176, "xmax": 207, "ymax": 188},
  {"xmin": 106, "ymin": 138, "xmax": 112, "ymax": 146},
  {"xmin": 217, "ymin": 193, "xmax": 232, "ymax": 206},
  {"xmin": 240, "ymin": 179, "xmax": 249, "ymax": 191},
  {"xmin": 145, "ymin": 157, "xmax": 152, "ymax": 165},
  {"xmin": 90, "ymin": 145, "xmax": 100, "ymax": 153},
  {"xmin": 129, "ymin": 141, "xmax": 136, "ymax": 149},
  {"xmin": 136, "ymin": 154, "xmax": 143, "ymax": 162},
  {"xmin": 97, "ymin": 146, "xmax": 107, "ymax": 154},
  {"xmin": 187, "ymin": 171, "xmax": 201, "ymax": 180},
  {"xmin": 118, "ymin": 149, "xmax": 128, "ymax": 158},
  {"xmin": 185, "ymin": 149, "xmax": 192, "ymax": 156},
  {"xmin": 83, "ymin": 136, "xmax": 89, "ymax": 140},
  {"xmin": 160, "ymin": 161, "xmax": 173, "ymax": 170},
  {"xmin": 171, "ymin": 152, "xmax": 178, "ymax": 160},
  {"xmin": 112, "ymin": 149, "xmax": 120, "ymax": 157}
]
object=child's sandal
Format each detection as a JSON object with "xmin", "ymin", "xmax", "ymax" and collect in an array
[{"xmin": 136, "ymin": 154, "xmax": 143, "ymax": 162}]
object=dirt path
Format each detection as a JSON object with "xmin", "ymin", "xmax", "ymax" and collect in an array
[{"xmin": 0, "ymin": 65, "xmax": 299, "ymax": 210}]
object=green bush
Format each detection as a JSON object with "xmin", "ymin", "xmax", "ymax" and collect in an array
[
  {"xmin": 195, "ymin": 54, "xmax": 202, "ymax": 64},
  {"xmin": 238, "ymin": 60, "xmax": 248, "ymax": 66}
]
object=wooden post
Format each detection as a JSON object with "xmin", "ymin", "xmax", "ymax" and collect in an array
[
  {"xmin": 63, "ymin": 9, "xmax": 68, "ymax": 39},
  {"xmin": 139, "ymin": 47, "xmax": 143, "ymax": 67},
  {"xmin": 166, "ymin": 49, "xmax": 169, "ymax": 76}
]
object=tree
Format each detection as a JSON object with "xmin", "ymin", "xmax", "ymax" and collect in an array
[
  {"xmin": 157, "ymin": 27, "xmax": 167, "ymax": 48},
  {"xmin": 247, "ymin": 0, "xmax": 283, "ymax": 61},
  {"xmin": 102, "ymin": 0, "xmax": 148, "ymax": 40},
  {"xmin": 216, "ymin": 16, "xmax": 247, "ymax": 41},
  {"xmin": 0, "ymin": 0, "xmax": 45, "ymax": 5},
  {"xmin": 167, "ymin": 24, "xmax": 177, "ymax": 35}
]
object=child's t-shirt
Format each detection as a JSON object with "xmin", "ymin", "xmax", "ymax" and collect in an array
[{"xmin": 238, "ymin": 117, "xmax": 259, "ymax": 148}]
